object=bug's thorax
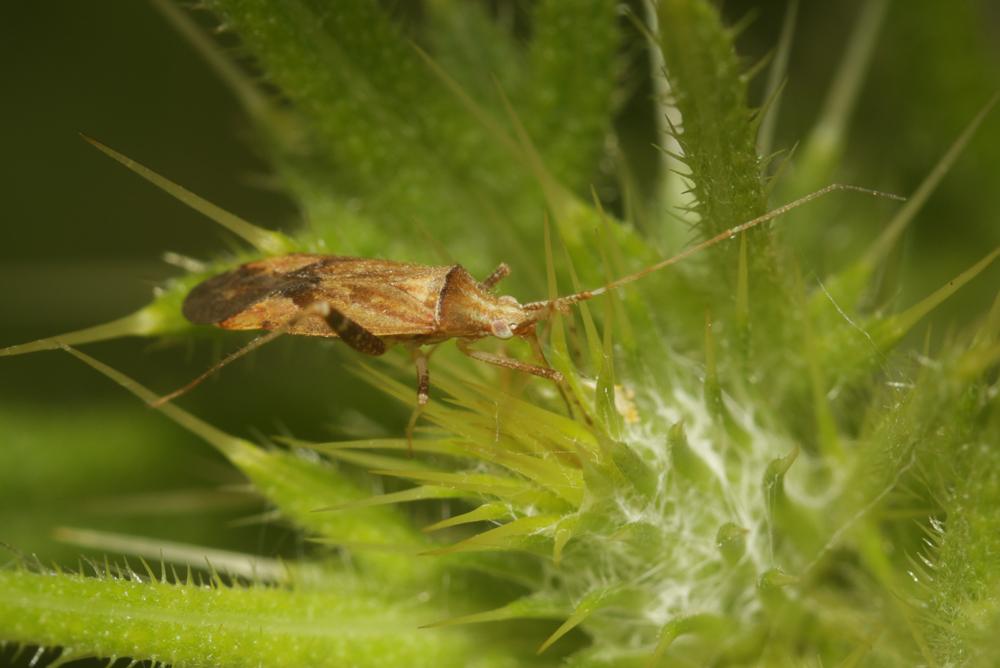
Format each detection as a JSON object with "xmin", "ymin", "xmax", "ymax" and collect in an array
[{"xmin": 434, "ymin": 265, "xmax": 536, "ymax": 340}]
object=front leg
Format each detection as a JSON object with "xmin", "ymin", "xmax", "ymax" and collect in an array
[
  {"xmin": 456, "ymin": 339, "xmax": 563, "ymax": 382},
  {"xmin": 481, "ymin": 262, "xmax": 511, "ymax": 290}
]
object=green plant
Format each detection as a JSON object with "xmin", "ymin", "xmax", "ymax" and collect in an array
[{"xmin": 2, "ymin": 1, "xmax": 999, "ymax": 666}]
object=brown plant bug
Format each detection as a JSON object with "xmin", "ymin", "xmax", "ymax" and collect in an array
[
  {"xmin": 168, "ymin": 185, "xmax": 901, "ymax": 409},
  {"xmin": 81, "ymin": 136, "xmax": 902, "ymax": 410}
]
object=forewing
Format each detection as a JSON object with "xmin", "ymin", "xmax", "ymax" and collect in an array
[
  {"xmin": 183, "ymin": 255, "xmax": 447, "ymax": 338},
  {"xmin": 305, "ymin": 261, "xmax": 448, "ymax": 336}
]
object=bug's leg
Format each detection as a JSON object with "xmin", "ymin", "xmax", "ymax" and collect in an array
[
  {"xmin": 480, "ymin": 263, "xmax": 511, "ymax": 290},
  {"xmin": 152, "ymin": 302, "xmax": 384, "ymax": 407},
  {"xmin": 151, "ymin": 301, "xmax": 335, "ymax": 406},
  {"xmin": 522, "ymin": 327, "xmax": 556, "ymax": 374},
  {"xmin": 456, "ymin": 339, "xmax": 564, "ymax": 382},
  {"xmin": 414, "ymin": 348, "xmax": 431, "ymax": 405},
  {"xmin": 150, "ymin": 329, "xmax": 286, "ymax": 407},
  {"xmin": 312, "ymin": 303, "xmax": 388, "ymax": 356},
  {"xmin": 405, "ymin": 345, "xmax": 436, "ymax": 455},
  {"xmin": 521, "ymin": 327, "xmax": 583, "ymax": 419}
]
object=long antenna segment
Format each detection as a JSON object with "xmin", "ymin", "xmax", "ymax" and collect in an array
[{"xmin": 553, "ymin": 184, "xmax": 904, "ymax": 307}]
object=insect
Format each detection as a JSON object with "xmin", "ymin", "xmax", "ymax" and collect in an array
[
  {"xmin": 79, "ymin": 136, "xmax": 902, "ymax": 408},
  {"xmin": 169, "ymin": 184, "xmax": 900, "ymax": 408}
]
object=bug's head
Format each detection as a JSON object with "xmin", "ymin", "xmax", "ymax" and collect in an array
[
  {"xmin": 487, "ymin": 295, "xmax": 533, "ymax": 340},
  {"xmin": 497, "ymin": 297, "xmax": 573, "ymax": 338},
  {"xmin": 475, "ymin": 293, "xmax": 567, "ymax": 340}
]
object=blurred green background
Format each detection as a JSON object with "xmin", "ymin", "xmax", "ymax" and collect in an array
[{"xmin": 1, "ymin": 1, "xmax": 998, "ymax": 565}]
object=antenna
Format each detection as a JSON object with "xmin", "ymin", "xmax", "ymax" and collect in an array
[{"xmin": 524, "ymin": 184, "xmax": 904, "ymax": 313}]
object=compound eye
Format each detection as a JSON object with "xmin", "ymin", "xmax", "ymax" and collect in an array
[{"xmin": 490, "ymin": 319, "xmax": 514, "ymax": 339}]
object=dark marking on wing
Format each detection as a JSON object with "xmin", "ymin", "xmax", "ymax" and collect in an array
[{"xmin": 183, "ymin": 261, "xmax": 321, "ymax": 324}]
